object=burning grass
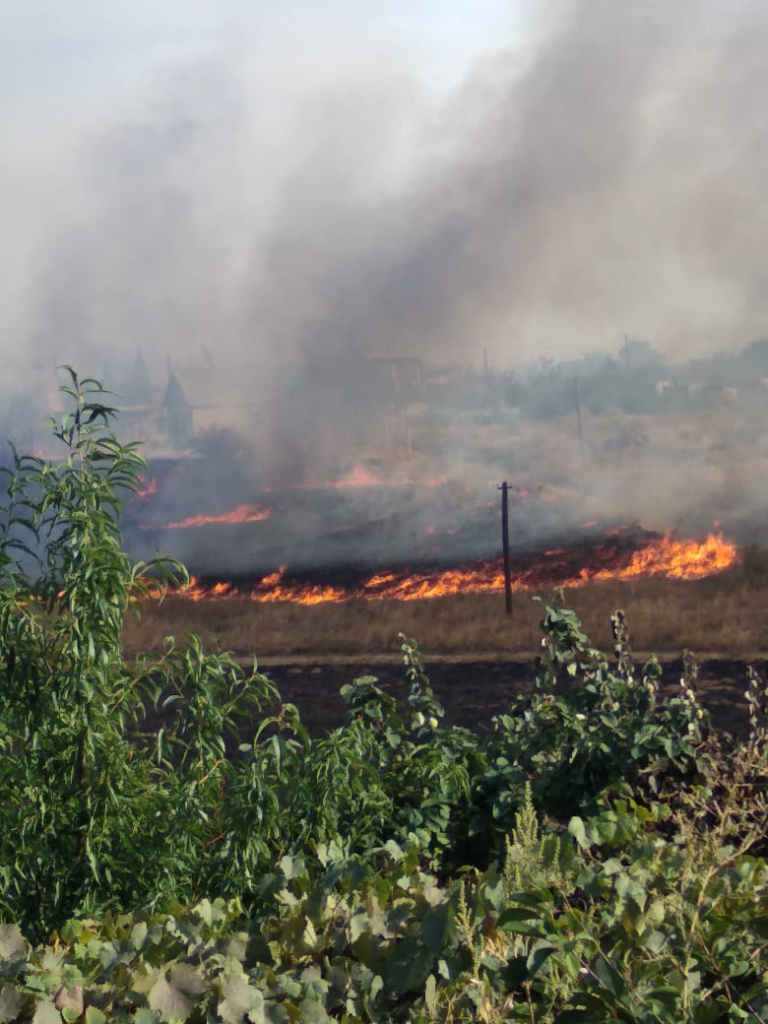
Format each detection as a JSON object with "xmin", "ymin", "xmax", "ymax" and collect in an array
[
  {"xmin": 124, "ymin": 545, "xmax": 768, "ymax": 660},
  {"xmin": 176, "ymin": 530, "xmax": 736, "ymax": 604},
  {"xmin": 146, "ymin": 503, "xmax": 272, "ymax": 530}
]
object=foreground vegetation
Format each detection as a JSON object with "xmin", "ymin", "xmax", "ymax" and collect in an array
[{"xmin": 0, "ymin": 373, "xmax": 767, "ymax": 1021}]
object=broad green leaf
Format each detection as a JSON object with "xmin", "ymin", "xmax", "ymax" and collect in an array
[
  {"xmin": 0, "ymin": 925, "xmax": 26, "ymax": 972},
  {"xmin": 421, "ymin": 903, "xmax": 451, "ymax": 956},
  {"xmin": 279, "ymin": 856, "xmax": 305, "ymax": 881},
  {"xmin": 498, "ymin": 906, "xmax": 544, "ymax": 936},
  {"xmin": 526, "ymin": 944, "xmax": 556, "ymax": 978},
  {"xmin": 568, "ymin": 817, "xmax": 589, "ymax": 849},
  {"xmin": 601, "ymin": 858, "xmax": 623, "ymax": 877},
  {"xmin": 424, "ymin": 974, "xmax": 437, "ymax": 1014},
  {"xmin": 32, "ymin": 1003, "xmax": 61, "ymax": 1024},
  {"xmin": 130, "ymin": 922, "xmax": 148, "ymax": 950},
  {"xmin": 0, "ymin": 986, "xmax": 23, "ymax": 1024},
  {"xmin": 593, "ymin": 955, "xmax": 626, "ymax": 998},
  {"xmin": 641, "ymin": 929, "xmax": 669, "ymax": 953},
  {"xmin": 385, "ymin": 939, "xmax": 433, "ymax": 996},
  {"xmin": 148, "ymin": 964, "xmax": 206, "ymax": 1019},
  {"xmin": 295, "ymin": 999, "xmax": 332, "ymax": 1024},
  {"xmin": 132, "ymin": 1009, "xmax": 159, "ymax": 1024},
  {"xmin": 218, "ymin": 971, "xmax": 265, "ymax": 1024}
]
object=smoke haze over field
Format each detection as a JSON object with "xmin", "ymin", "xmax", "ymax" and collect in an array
[
  {"xmin": 7, "ymin": 2, "xmax": 768, "ymax": 585},
  {"xmin": 3, "ymin": 1, "xmax": 768, "ymax": 381}
]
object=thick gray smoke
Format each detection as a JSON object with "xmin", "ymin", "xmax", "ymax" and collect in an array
[
  {"xmin": 260, "ymin": 0, "xmax": 768, "ymax": 364},
  {"xmin": 6, "ymin": 0, "xmax": 768, "ymax": 376},
  {"xmin": 4, "ymin": 0, "xmax": 768, "ymax": 574}
]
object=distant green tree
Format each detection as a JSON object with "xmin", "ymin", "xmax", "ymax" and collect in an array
[{"xmin": 521, "ymin": 358, "xmax": 573, "ymax": 420}]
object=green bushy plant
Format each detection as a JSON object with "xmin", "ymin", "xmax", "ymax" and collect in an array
[
  {"xmin": 228, "ymin": 638, "xmax": 482, "ymax": 874},
  {"xmin": 1, "ymin": 369, "xmax": 767, "ymax": 1020},
  {"xmin": 0, "ymin": 371, "xmax": 280, "ymax": 936},
  {"xmin": 4, "ymin": 809, "xmax": 767, "ymax": 1023},
  {"xmin": 463, "ymin": 597, "xmax": 715, "ymax": 868},
  {"xmin": 0, "ymin": 374, "xmax": 484, "ymax": 938}
]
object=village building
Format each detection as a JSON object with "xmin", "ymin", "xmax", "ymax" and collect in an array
[{"xmin": 6, "ymin": 351, "xmax": 426, "ymax": 466}]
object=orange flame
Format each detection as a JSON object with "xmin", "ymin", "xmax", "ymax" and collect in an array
[
  {"xmin": 333, "ymin": 463, "xmax": 384, "ymax": 487},
  {"xmin": 325, "ymin": 463, "xmax": 450, "ymax": 488},
  {"xmin": 177, "ymin": 532, "xmax": 738, "ymax": 605},
  {"xmin": 154, "ymin": 504, "xmax": 272, "ymax": 530},
  {"xmin": 251, "ymin": 569, "xmax": 347, "ymax": 605},
  {"xmin": 590, "ymin": 532, "xmax": 736, "ymax": 582}
]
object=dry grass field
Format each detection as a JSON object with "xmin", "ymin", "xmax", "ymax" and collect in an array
[{"xmin": 124, "ymin": 546, "xmax": 768, "ymax": 662}]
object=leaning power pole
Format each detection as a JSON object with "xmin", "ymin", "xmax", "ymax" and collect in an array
[{"xmin": 499, "ymin": 481, "xmax": 512, "ymax": 617}]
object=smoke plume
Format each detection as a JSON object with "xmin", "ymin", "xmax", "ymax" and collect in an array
[
  {"xmin": 2, "ymin": 1, "xmax": 767, "ymax": 375},
  {"xmin": 4, "ymin": 1, "xmax": 768, "ymax": 574}
]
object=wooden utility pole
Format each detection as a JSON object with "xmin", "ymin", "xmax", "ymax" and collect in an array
[
  {"xmin": 574, "ymin": 375, "xmax": 584, "ymax": 466},
  {"xmin": 499, "ymin": 481, "xmax": 512, "ymax": 617}
]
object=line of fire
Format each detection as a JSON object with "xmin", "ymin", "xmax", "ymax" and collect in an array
[{"xmin": 19, "ymin": 345, "xmax": 756, "ymax": 606}]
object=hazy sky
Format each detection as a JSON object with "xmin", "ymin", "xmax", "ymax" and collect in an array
[
  {"xmin": 0, "ymin": 1, "xmax": 525, "ymax": 375},
  {"xmin": 3, "ymin": 2, "xmax": 768, "ymax": 378},
  {"xmin": 1, "ymin": 3, "xmax": 519, "ymax": 124}
]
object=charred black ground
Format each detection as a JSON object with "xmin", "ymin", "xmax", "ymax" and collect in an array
[
  {"xmin": 171, "ymin": 524, "xmax": 661, "ymax": 596},
  {"xmin": 124, "ymin": 457, "xmax": 665, "ymax": 581}
]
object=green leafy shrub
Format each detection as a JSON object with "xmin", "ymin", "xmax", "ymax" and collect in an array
[
  {"xmin": 0, "ymin": 371, "xmax": 280, "ymax": 936},
  {"xmin": 1, "ymin": 370, "xmax": 767, "ymax": 1020},
  {"xmin": 3, "ymin": 809, "xmax": 768, "ymax": 1023},
  {"xmin": 0, "ymin": 373, "xmax": 482, "ymax": 937},
  {"xmin": 462, "ymin": 601, "xmax": 715, "ymax": 868}
]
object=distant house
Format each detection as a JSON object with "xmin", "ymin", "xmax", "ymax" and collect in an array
[
  {"xmin": 654, "ymin": 378, "xmax": 691, "ymax": 409},
  {"xmin": 86, "ymin": 352, "xmax": 166, "ymax": 452},
  {"xmin": 122, "ymin": 351, "xmax": 153, "ymax": 406},
  {"xmin": 22, "ymin": 351, "xmax": 426, "ymax": 459},
  {"xmin": 302, "ymin": 355, "xmax": 424, "ymax": 432},
  {"xmin": 163, "ymin": 373, "xmax": 193, "ymax": 449},
  {"xmin": 99, "ymin": 357, "xmax": 273, "ymax": 454},
  {"xmin": 159, "ymin": 367, "xmax": 265, "ymax": 439}
]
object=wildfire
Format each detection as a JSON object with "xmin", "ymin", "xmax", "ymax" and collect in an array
[
  {"xmin": 333, "ymin": 463, "xmax": 385, "ymax": 487},
  {"xmin": 590, "ymin": 532, "xmax": 736, "ymax": 582},
  {"xmin": 176, "ymin": 531, "xmax": 738, "ymax": 606},
  {"xmin": 250, "ymin": 569, "xmax": 347, "ymax": 605},
  {"xmin": 151, "ymin": 504, "xmax": 272, "ymax": 530},
  {"xmin": 326, "ymin": 463, "xmax": 450, "ymax": 488},
  {"xmin": 183, "ymin": 568, "xmax": 346, "ymax": 605}
]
